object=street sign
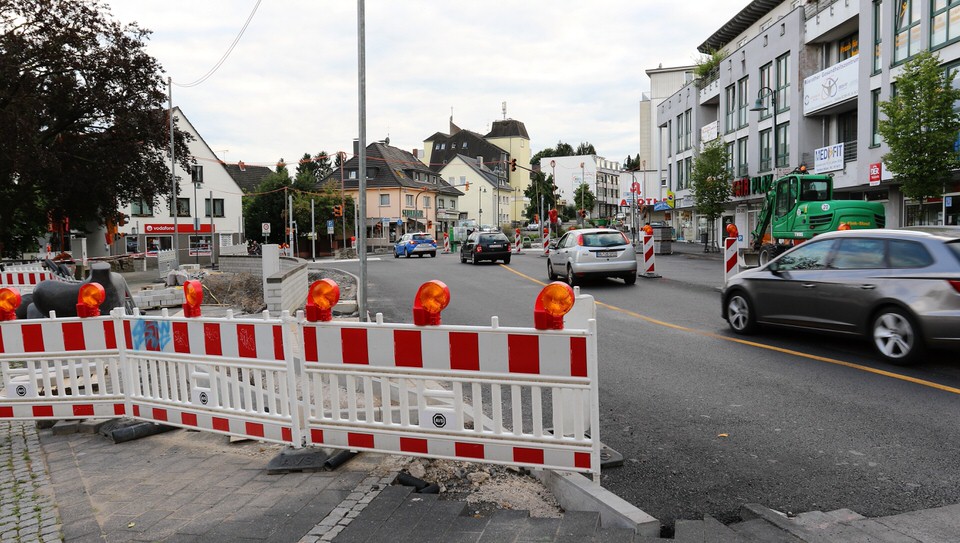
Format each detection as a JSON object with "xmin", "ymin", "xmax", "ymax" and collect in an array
[
  {"xmin": 261, "ymin": 222, "xmax": 271, "ymax": 234},
  {"xmin": 326, "ymin": 219, "xmax": 334, "ymax": 235},
  {"xmin": 620, "ymin": 199, "xmax": 628, "ymax": 207}
]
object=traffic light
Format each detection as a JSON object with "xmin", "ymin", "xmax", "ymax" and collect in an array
[
  {"xmin": 548, "ymin": 209, "xmax": 558, "ymax": 223},
  {"xmin": 534, "ymin": 214, "xmax": 540, "ymax": 223},
  {"xmin": 118, "ymin": 213, "xmax": 128, "ymax": 227},
  {"xmin": 464, "ymin": 181, "xmax": 470, "ymax": 191},
  {"xmin": 427, "ymin": 220, "xmax": 433, "ymax": 229},
  {"xmin": 333, "ymin": 205, "xmax": 343, "ymax": 217},
  {"xmin": 510, "ymin": 158, "xmax": 517, "ymax": 172},
  {"xmin": 578, "ymin": 209, "xmax": 586, "ymax": 219}
]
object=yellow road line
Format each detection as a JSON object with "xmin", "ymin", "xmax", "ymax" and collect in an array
[{"xmin": 498, "ymin": 263, "xmax": 960, "ymax": 395}]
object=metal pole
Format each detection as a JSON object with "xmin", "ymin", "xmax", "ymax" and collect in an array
[
  {"xmin": 193, "ymin": 181, "xmax": 199, "ymax": 266},
  {"xmin": 311, "ymin": 198, "xmax": 316, "ymax": 261},
  {"xmin": 209, "ymin": 190, "xmax": 215, "ymax": 268},
  {"xmin": 288, "ymin": 191, "xmax": 294, "ymax": 256},
  {"xmin": 169, "ymin": 77, "xmax": 179, "ymax": 268},
  {"xmin": 357, "ymin": 0, "xmax": 369, "ymax": 319}
]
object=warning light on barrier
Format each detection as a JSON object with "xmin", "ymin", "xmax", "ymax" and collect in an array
[
  {"xmin": 75, "ymin": 283, "xmax": 105, "ymax": 318},
  {"xmin": 183, "ymin": 280, "xmax": 203, "ymax": 318},
  {"xmin": 0, "ymin": 288, "xmax": 22, "ymax": 321},
  {"xmin": 306, "ymin": 279, "xmax": 340, "ymax": 322},
  {"xmin": 413, "ymin": 280, "xmax": 450, "ymax": 326},
  {"xmin": 642, "ymin": 224, "xmax": 653, "ymax": 235},
  {"xmin": 726, "ymin": 223, "xmax": 738, "ymax": 238},
  {"xmin": 534, "ymin": 282, "xmax": 575, "ymax": 330},
  {"xmin": 838, "ymin": 222, "xmax": 851, "ymax": 231}
]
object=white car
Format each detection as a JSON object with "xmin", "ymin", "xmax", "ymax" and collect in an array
[{"xmin": 547, "ymin": 228, "xmax": 638, "ymax": 286}]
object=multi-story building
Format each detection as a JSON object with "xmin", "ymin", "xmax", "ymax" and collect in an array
[
  {"xmin": 422, "ymin": 117, "xmax": 531, "ymax": 225},
  {"xmin": 657, "ymin": 0, "xmax": 960, "ymax": 245},
  {"xmin": 543, "ymin": 155, "xmax": 621, "ymax": 219},
  {"xmin": 437, "ymin": 155, "xmax": 509, "ymax": 229}
]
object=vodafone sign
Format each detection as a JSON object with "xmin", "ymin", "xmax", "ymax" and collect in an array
[{"xmin": 143, "ymin": 223, "xmax": 212, "ymax": 234}]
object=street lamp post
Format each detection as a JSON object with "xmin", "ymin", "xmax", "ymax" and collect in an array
[
  {"xmin": 550, "ymin": 160, "xmax": 556, "ymax": 236},
  {"xmin": 193, "ymin": 180, "xmax": 201, "ymax": 265},
  {"xmin": 579, "ymin": 161, "xmax": 585, "ymax": 226},
  {"xmin": 478, "ymin": 186, "xmax": 486, "ymax": 227}
]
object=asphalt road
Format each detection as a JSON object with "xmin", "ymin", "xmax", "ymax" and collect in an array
[{"xmin": 325, "ymin": 249, "xmax": 960, "ymax": 528}]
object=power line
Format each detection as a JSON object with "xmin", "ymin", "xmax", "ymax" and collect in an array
[{"xmin": 174, "ymin": 0, "xmax": 262, "ymax": 88}]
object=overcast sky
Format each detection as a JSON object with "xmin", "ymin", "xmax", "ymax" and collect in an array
[{"xmin": 106, "ymin": 0, "xmax": 749, "ymax": 169}]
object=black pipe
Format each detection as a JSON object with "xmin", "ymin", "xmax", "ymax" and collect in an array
[
  {"xmin": 110, "ymin": 422, "xmax": 176, "ymax": 444},
  {"xmin": 417, "ymin": 483, "xmax": 439, "ymax": 494},
  {"xmin": 396, "ymin": 472, "xmax": 429, "ymax": 490},
  {"xmin": 323, "ymin": 450, "xmax": 357, "ymax": 470}
]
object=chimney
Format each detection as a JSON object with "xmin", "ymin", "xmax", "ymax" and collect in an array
[{"xmin": 413, "ymin": 149, "xmax": 418, "ymax": 158}]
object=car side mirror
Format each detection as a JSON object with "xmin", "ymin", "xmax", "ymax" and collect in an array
[
  {"xmin": 767, "ymin": 260, "xmax": 780, "ymax": 273},
  {"xmin": 549, "ymin": 240, "xmax": 559, "ymax": 249}
]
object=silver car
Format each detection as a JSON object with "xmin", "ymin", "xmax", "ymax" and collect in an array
[
  {"xmin": 547, "ymin": 228, "xmax": 638, "ymax": 286},
  {"xmin": 722, "ymin": 229, "xmax": 960, "ymax": 365}
]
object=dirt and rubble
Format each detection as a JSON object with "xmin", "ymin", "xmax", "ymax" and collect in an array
[{"xmin": 197, "ymin": 268, "xmax": 357, "ymax": 315}]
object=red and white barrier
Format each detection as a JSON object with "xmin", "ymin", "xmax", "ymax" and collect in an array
[
  {"xmin": 298, "ymin": 303, "xmax": 599, "ymax": 476},
  {"xmin": 724, "ymin": 237, "xmax": 740, "ymax": 284},
  {"xmin": 640, "ymin": 234, "xmax": 660, "ymax": 278},
  {"xmin": 442, "ymin": 233, "xmax": 451, "ymax": 254}
]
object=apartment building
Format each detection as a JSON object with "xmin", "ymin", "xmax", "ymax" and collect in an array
[
  {"xmin": 543, "ymin": 155, "xmax": 621, "ymax": 219},
  {"xmin": 658, "ymin": 0, "xmax": 960, "ymax": 244}
]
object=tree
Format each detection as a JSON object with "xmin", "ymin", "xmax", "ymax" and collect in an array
[
  {"xmin": 295, "ymin": 151, "xmax": 333, "ymax": 184},
  {"xmin": 575, "ymin": 142, "xmax": 596, "ymax": 156},
  {"xmin": 878, "ymin": 49, "xmax": 960, "ymax": 223},
  {"xmin": 0, "ymin": 0, "xmax": 192, "ymax": 256},
  {"xmin": 572, "ymin": 183, "xmax": 596, "ymax": 214},
  {"xmin": 522, "ymin": 172, "xmax": 558, "ymax": 220},
  {"xmin": 690, "ymin": 138, "xmax": 732, "ymax": 240}
]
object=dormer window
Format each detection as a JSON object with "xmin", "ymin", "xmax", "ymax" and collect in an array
[{"xmin": 349, "ymin": 170, "xmax": 357, "ymax": 179}]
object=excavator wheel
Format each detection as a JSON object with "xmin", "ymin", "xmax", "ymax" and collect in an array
[{"xmin": 758, "ymin": 244, "xmax": 779, "ymax": 266}]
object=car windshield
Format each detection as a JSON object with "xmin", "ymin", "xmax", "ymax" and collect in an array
[
  {"xmin": 581, "ymin": 232, "xmax": 627, "ymax": 247},
  {"xmin": 479, "ymin": 234, "xmax": 508, "ymax": 243},
  {"xmin": 411, "ymin": 234, "xmax": 432, "ymax": 241}
]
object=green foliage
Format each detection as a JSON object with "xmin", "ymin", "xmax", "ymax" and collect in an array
[
  {"xmin": 694, "ymin": 49, "xmax": 727, "ymax": 80},
  {"xmin": 878, "ymin": 50, "xmax": 960, "ymax": 213},
  {"xmin": 295, "ymin": 151, "xmax": 333, "ymax": 183},
  {"xmin": 531, "ymin": 140, "xmax": 577, "ymax": 166},
  {"xmin": 573, "ymin": 183, "xmax": 596, "ymax": 213},
  {"xmin": 0, "ymin": 0, "xmax": 193, "ymax": 256},
  {"xmin": 243, "ymin": 168, "xmax": 354, "ymax": 243},
  {"xmin": 691, "ymin": 139, "xmax": 732, "ymax": 222},
  {"xmin": 522, "ymin": 172, "xmax": 558, "ymax": 220},
  {"xmin": 575, "ymin": 142, "xmax": 596, "ymax": 156},
  {"xmin": 623, "ymin": 155, "xmax": 642, "ymax": 170}
]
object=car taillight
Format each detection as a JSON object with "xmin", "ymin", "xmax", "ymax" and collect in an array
[
  {"xmin": 577, "ymin": 234, "xmax": 584, "ymax": 246},
  {"xmin": 949, "ymin": 280, "xmax": 960, "ymax": 294},
  {"xmin": 476, "ymin": 246, "xmax": 482, "ymax": 253},
  {"xmin": 408, "ymin": 241, "xmax": 416, "ymax": 246}
]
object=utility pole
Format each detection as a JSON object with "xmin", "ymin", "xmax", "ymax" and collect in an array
[
  {"xmin": 310, "ymin": 198, "xmax": 316, "ymax": 261},
  {"xmin": 169, "ymin": 77, "xmax": 179, "ymax": 268},
  {"xmin": 357, "ymin": 0, "xmax": 369, "ymax": 319}
]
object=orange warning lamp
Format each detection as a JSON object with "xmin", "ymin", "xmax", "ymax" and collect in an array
[
  {"xmin": 76, "ymin": 283, "xmax": 105, "ymax": 318},
  {"xmin": 838, "ymin": 222, "xmax": 851, "ymax": 231},
  {"xmin": 306, "ymin": 279, "xmax": 340, "ymax": 322},
  {"xmin": 534, "ymin": 282, "xmax": 575, "ymax": 330},
  {"xmin": 0, "ymin": 288, "xmax": 22, "ymax": 321},
  {"xmin": 182, "ymin": 280, "xmax": 203, "ymax": 318},
  {"xmin": 642, "ymin": 224, "xmax": 653, "ymax": 235},
  {"xmin": 413, "ymin": 280, "xmax": 450, "ymax": 326},
  {"xmin": 726, "ymin": 223, "xmax": 738, "ymax": 238}
]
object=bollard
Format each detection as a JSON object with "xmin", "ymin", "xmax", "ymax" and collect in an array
[
  {"xmin": 515, "ymin": 228, "xmax": 522, "ymax": 254},
  {"xmin": 724, "ymin": 237, "xmax": 740, "ymax": 284},
  {"xmin": 640, "ymin": 234, "xmax": 660, "ymax": 278},
  {"xmin": 442, "ymin": 232, "xmax": 451, "ymax": 254}
]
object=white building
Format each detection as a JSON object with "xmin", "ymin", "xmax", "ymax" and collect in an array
[{"xmin": 543, "ymin": 155, "xmax": 621, "ymax": 218}]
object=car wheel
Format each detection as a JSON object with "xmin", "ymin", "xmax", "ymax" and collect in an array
[
  {"xmin": 460, "ymin": 253, "xmax": 466, "ymax": 263},
  {"xmin": 503, "ymin": 256, "xmax": 511, "ymax": 265},
  {"xmin": 472, "ymin": 253, "xmax": 478, "ymax": 265},
  {"xmin": 871, "ymin": 307, "xmax": 923, "ymax": 365},
  {"xmin": 547, "ymin": 260, "xmax": 556, "ymax": 280},
  {"xmin": 566, "ymin": 265, "xmax": 578, "ymax": 287},
  {"xmin": 394, "ymin": 251, "xmax": 399, "ymax": 259},
  {"xmin": 430, "ymin": 252, "xmax": 436, "ymax": 258},
  {"xmin": 623, "ymin": 273, "xmax": 637, "ymax": 285},
  {"xmin": 725, "ymin": 291, "xmax": 757, "ymax": 334},
  {"xmin": 406, "ymin": 250, "xmax": 412, "ymax": 258}
]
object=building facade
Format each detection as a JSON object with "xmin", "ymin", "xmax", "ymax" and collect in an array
[
  {"xmin": 543, "ymin": 155, "xmax": 621, "ymax": 220},
  {"xmin": 657, "ymin": 0, "xmax": 960, "ymax": 245}
]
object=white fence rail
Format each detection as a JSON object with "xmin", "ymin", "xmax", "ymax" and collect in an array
[{"xmin": 0, "ymin": 291, "xmax": 601, "ymax": 476}]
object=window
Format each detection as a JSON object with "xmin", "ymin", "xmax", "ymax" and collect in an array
[
  {"xmin": 191, "ymin": 165, "xmax": 203, "ymax": 184},
  {"xmin": 932, "ymin": 0, "xmax": 960, "ymax": 47},
  {"xmin": 776, "ymin": 239, "xmax": 837, "ymax": 270},
  {"xmin": 832, "ymin": 238, "xmax": 886, "ymax": 269},
  {"xmin": 871, "ymin": 89, "xmax": 882, "ymax": 146},
  {"xmin": 839, "ymin": 33, "xmax": 859, "ymax": 60},
  {"xmin": 677, "ymin": 160, "xmax": 685, "ymax": 189},
  {"xmin": 737, "ymin": 137, "xmax": 749, "ymax": 176},
  {"xmin": 775, "ymin": 122, "xmax": 790, "ymax": 168},
  {"xmin": 888, "ymin": 240, "xmax": 933, "ymax": 267},
  {"xmin": 405, "ymin": 194, "xmax": 414, "ymax": 206},
  {"xmin": 677, "ymin": 113, "xmax": 685, "ymax": 149},
  {"xmin": 204, "ymin": 198, "xmax": 224, "ymax": 218},
  {"xmin": 667, "ymin": 120, "xmax": 673, "ymax": 157},
  {"xmin": 725, "ymin": 84, "xmax": 737, "ymax": 132},
  {"xmin": 423, "ymin": 196, "xmax": 431, "ymax": 209},
  {"xmin": 131, "ymin": 199, "xmax": 154, "ymax": 217},
  {"xmin": 380, "ymin": 194, "xmax": 390, "ymax": 206},
  {"xmin": 774, "ymin": 177, "xmax": 798, "ymax": 219},
  {"xmin": 684, "ymin": 158, "xmax": 692, "ymax": 188},
  {"xmin": 684, "ymin": 110, "xmax": 692, "ymax": 150},
  {"xmin": 894, "ymin": 0, "xmax": 920, "ymax": 63},
  {"xmin": 874, "ymin": 0, "xmax": 883, "ymax": 72},
  {"xmin": 758, "ymin": 63, "xmax": 773, "ymax": 119},
  {"xmin": 775, "ymin": 54, "xmax": 790, "ymax": 112},
  {"xmin": 460, "ymin": 176, "xmax": 466, "ymax": 185},
  {"xmin": 169, "ymin": 197, "xmax": 190, "ymax": 217},
  {"xmin": 726, "ymin": 141, "xmax": 736, "ymax": 177},
  {"xmin": 349, "ymin": 170, "xmax": 357, "ymax": 179},
  {"xmin": 461, "ymin": 141, "xmax": 468, "ymax": 149},
  {"xmin": 839, "ymin": 110, "xmax": 858, "ymax": 162},
  {"xmin": 737, "ymin": 77, "xmax": 749, "ymax": 128},
  {"xmin": 438, "ymin": 198, "xmax": 445, "ymax": 209},
  {"xmin": 759, "ymin": 128, "xmax": 772, "ymax": 172}
]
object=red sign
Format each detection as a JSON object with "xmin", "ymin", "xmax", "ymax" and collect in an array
[
  {"xmin": 869, "ymin": 163, "xmax": 881, "ymax": 186},
  {"xmin": 620, "ymin": 199, "xmax": 628, "ymax": 207},
  {"xmin": 143, "ymin": 223, "xmax": 212, "ymax": 234},
  {"xmin": 631, "ymin": 182, "xmax": 641, "ymax": 194}
]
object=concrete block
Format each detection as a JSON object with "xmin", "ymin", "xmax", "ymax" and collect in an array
[
  {"xmin": 78, "ymin": 419, "xmax": 111, "ymax": 434},
  {"xmin": 51, "ymin": 420, "xmax": 80, "ymax": 435}
]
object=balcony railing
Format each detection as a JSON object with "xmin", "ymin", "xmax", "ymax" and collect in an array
[{"xmin": 804, "ymin": 0, "xmax": 841, "ymax": 20}]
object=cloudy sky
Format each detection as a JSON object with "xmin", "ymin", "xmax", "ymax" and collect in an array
[{"xmin": 106, "ymin": 0, "xmax": 749, "ymax": 168}]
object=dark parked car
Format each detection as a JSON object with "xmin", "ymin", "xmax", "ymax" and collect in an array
[
  {"xmin": 722, "ymin": 229, "xmax": 960, "ymax": 365},
  {"xmin": 460, "ymin": 231, "xmax": 511, "ymax": 264}
]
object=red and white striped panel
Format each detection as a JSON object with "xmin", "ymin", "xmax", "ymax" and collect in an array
[
  {"xmin": 307, "ymin": 426, "xmax": 594, "ymax": 474},
  {"xmin": 0, "ymin": 317, "xmax": 118, "ymax": 356},
  {"xmin": 122, "ymin": 317, "xmax": 285, "ymax": 361},
  {"xmin": 301, "ymin": 324, "xmax": 590, "ymax": 379},
  {"xmin": 0, "ymin": 271, "xmax": 53, "ymax": 287},
  {"xmin": 129, "ymin": 401, "xmax": 294, "ymax": 445},
  {"xmin": 0, "ymin": 401, "xmax": 125, "ymax": 420},
  {"xmin": 642, "ymin": 234, "xmax": 656, "ymax": 275}
]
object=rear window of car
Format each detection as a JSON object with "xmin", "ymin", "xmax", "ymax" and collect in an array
[
  {"xmin": 888, "ymin": 240, "xmax": 933, "ymax": 268},
  {"xmin": 946, "ymin": 241, "xmax": 960, "ymax": 265},
  {"xmin": 479, "ymin": 234, "xmax": 508, "ymax": 243},
  {"xmin": 412, "ymin": 234, "xmax": 433, "ymax": 241},
  {"xmin": 581, "ymin": 232, "xmax": 628, "ymax": 247}
]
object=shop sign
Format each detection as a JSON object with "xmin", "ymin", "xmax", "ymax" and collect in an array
[{"xmin": 813, "ymin": 143, "xmax": 844, "ymax": 174}]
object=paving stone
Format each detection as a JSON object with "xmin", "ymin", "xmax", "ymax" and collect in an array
[{"xmin": 558, "ymin": 510, "xmax": 601, "ymax": 537}]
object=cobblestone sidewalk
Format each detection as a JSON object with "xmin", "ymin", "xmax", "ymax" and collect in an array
[{"xmin": 0, "ymin": 422, "xmax": 61, "ymax": 543}]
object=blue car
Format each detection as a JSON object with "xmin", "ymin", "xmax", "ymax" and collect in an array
[{"xmin": 394, "ymin": 233, "xmax": 437, "ymax": 258}]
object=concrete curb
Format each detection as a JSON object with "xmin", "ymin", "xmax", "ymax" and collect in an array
[{"xmin": 531, "ymin": 469, "xmax": 660, "ymax": 537}]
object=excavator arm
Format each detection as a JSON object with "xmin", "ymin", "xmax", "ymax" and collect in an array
[{"xmin": 750, "ymin": 187, "xmax": 776, "ymax": 251}]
